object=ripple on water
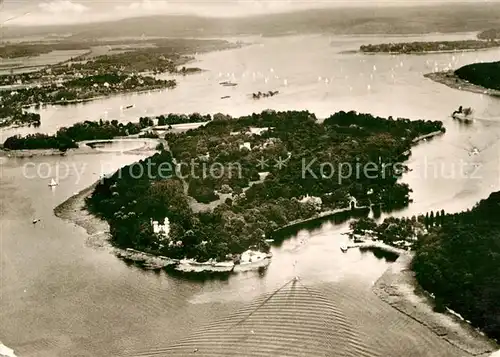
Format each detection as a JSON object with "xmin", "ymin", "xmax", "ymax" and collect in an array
[
  {"xmin": 126, "ymin": 278, "xmax": 372, "ymax": 357},
  {"xmin": 125, "ymin": 278, "xmax": 474, "ymax": 357}
]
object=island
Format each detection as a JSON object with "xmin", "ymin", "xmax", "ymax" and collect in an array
[
  {"xmin": 425, "ymin": 61, "xmax": 500, "ymax": 97},
  {"xmin": 0, "ymin": 106, "xmax": 40, "ymax": 128},
  {"xmin": 360, "ymin": 40, "xmax": 500, "ymax": 54},
  {"xmin": 251, "ymin": 90, "xmax": 279, "ymax": 99},
  {"xmin": 347, "ymin": 191, "xmax": 500, "ymax": 350},
  {"xmin": 83, "ymin": 109, "xmax": 444, "ymax": 274},
  {"xmin": 2, "ymin": 117, "xmax": 155, "ymax": 152}
]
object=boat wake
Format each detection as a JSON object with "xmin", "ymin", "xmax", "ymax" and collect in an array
[{"xmin": 123, "ymin": 278, "xmax": 377, "ymax": 357}]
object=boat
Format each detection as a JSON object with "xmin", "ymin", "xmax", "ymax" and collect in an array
[
  {"xmin": 219, "ymin": 81, "xmax": 237, "ymax": 87},
  {"xmin": 452, "ymin": 106, "xmax": 473, "ymax": 121},
  {"xmin": 124, "ymin": 104, "xmax": 134, "ymax": 109},
  {"xmin": 32, "ymin": 219, "xmax": 40, "ymax": 224},
  {"xmin": 340, "ymin": 244, "xmax": 348, "ymax": 253},
  {"xmin": 221, "ymin": 95, "xmax": 231, "ymax": 99},
  {"xmin": 48, "ymin": 178, "xmax": 58, "ymax": 187}
]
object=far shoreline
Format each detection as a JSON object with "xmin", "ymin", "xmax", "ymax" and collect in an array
[
  {"xmin": 360, "ymin": 47, "xmax": 500, "ymax": 55},
  {"xmin": 372, "ymin": 251, "xmax": 499, "ymax": 356}
]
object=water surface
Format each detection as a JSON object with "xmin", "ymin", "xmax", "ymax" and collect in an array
[{"xmin": 1, "ymin": 33, "xmax": 500, "ymax": 357}]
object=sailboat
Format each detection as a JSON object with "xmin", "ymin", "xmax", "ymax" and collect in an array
[{"xmin": 49, "ymin": 178, "xmax": 58, "ymax": 187}]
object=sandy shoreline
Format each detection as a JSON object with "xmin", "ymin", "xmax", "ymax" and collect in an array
[
  {"xmin": 425, "ymin": 71, "xmax": 500, "ymax": 97},
  {"xmin": 372, "ymin": 252, "xmax": 499, "ymax": 356},
  {"xmin": 54, "ymin": 185, "xmax": 181, "ymax": 269},
  {"xmin": 54, "ymin": 184, "xmax": 271, "ymax": 274}
]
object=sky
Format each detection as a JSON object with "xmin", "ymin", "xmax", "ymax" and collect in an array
[{"xmin": 0, "ymin": 0, "xmax": 497, "ymax": 26}]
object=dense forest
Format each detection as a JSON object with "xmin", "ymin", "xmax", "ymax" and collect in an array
[
  {"xmin": 86, "ymin": 110, "xmax": 444, "ymax": 263},
  {"xmin": 154, "ymin": 113, "xmax": 213, "ymax": 126},
  {"xmin": 0, "ymin": 108, "xmax": 40, "ymax": 128},
  {"xmin": 455, "ymin": 61, "xmax": 500, "ymax": 91},
  {"xmin": 412, "ymin": 191, "xmax": 500, "ymax": 340},
  {"xmin": 3, "ymin": 118, "xmax": 150, "ymax": 150}
]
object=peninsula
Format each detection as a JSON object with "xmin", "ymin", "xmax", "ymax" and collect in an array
[
  {"xmin": 85, "ymin": 110, "xmax": 444, "ymax": 272},
  {"xmin": 425, "ymin": 61, "xmax": 500, "ymax": 97},
  {"xmin": 348, "ymin": 191, "xmax": 500, "ymax": 346}
]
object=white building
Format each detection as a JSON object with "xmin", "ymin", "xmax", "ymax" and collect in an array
[
  {"xmin": 151, "ymin": 217, "xmax": 171, "ymax": 238},
  {"xmin": 299, "ymin": 194, "xmax": 322, "ymax": 209},
  {"xmin": 349, "ymin": 196, "xmax": 358, "ymax": 209},
  {"xmin": 239, "ymin": 142, "xmax": 252, "ymax": 150},
  {"xmin": 240, "ymin": 250, "xmax": 267, "ymax": 264}
]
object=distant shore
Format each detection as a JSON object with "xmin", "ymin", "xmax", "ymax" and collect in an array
[
  {"xmin": 21, "ymin": 85, "xmax": 175, "ymax": 110},
  {"xmin": 373, "ymin": 252, "xmax": 498, "ymax": 356},
  {"xmin": 361, "ymin": 48, "xmax": 498, "ymax": 55},
  {"xmin": 425, "ymin": 71, "xmax": 500, "ymax": 97}
]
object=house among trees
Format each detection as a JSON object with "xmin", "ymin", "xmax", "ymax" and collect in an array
[
  {"xmin": 299, "ymin": 195, "xmax": 322, "ymax": 210},
  {"xmin": 239, "ymin": 142, "xmax": 252, "ymax": 150},
  {"xmin": 151, "ymin": 218, "xmax": 171, "ymax": 238}
]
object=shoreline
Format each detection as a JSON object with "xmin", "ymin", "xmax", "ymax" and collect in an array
[
  {"xmin": 425, "ymin": 71, "xmax": 500, "ymax": 97},
  {"xmin": 412, "ymin": 129, "xmax": 445, "ymax": 143},
  {"xmin": 54, "ymin": 184, "xmax": 272, "ymax": 274},
  {"xmin": 21, "ymin": 85, "xmax": 176, "ymax": 110},
  {"xmin": 360, "ymin": 47, "xmax": 500, "ymax": 55},
  {"xmin": 372, "ymin": 252, "xmax": 499, "ymax": 356}
]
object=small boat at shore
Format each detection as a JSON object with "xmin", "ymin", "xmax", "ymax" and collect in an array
[{"xmin": 340, "ymin": 244, "xmax": 348, "ymax": 253}]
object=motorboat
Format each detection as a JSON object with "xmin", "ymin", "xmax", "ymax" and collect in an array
[
  {"xmin": 340, "ymin": 244, "xmax": 349, "ymax": 253},
  {"xmin": 48, "ymin": 178, "xmax": 58, "ymax": 187},
  {"xmin": 219, "ymin": 81, "xmax": 237, "ymax": 87},
  {"xmin": 452, "ymin": 106, "xmax": 473, "ymax": 121}
]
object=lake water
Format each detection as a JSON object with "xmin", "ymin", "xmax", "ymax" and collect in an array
[{"xmin": 1, "ymin": 33, "xmax": 500, "ymax": 357}]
